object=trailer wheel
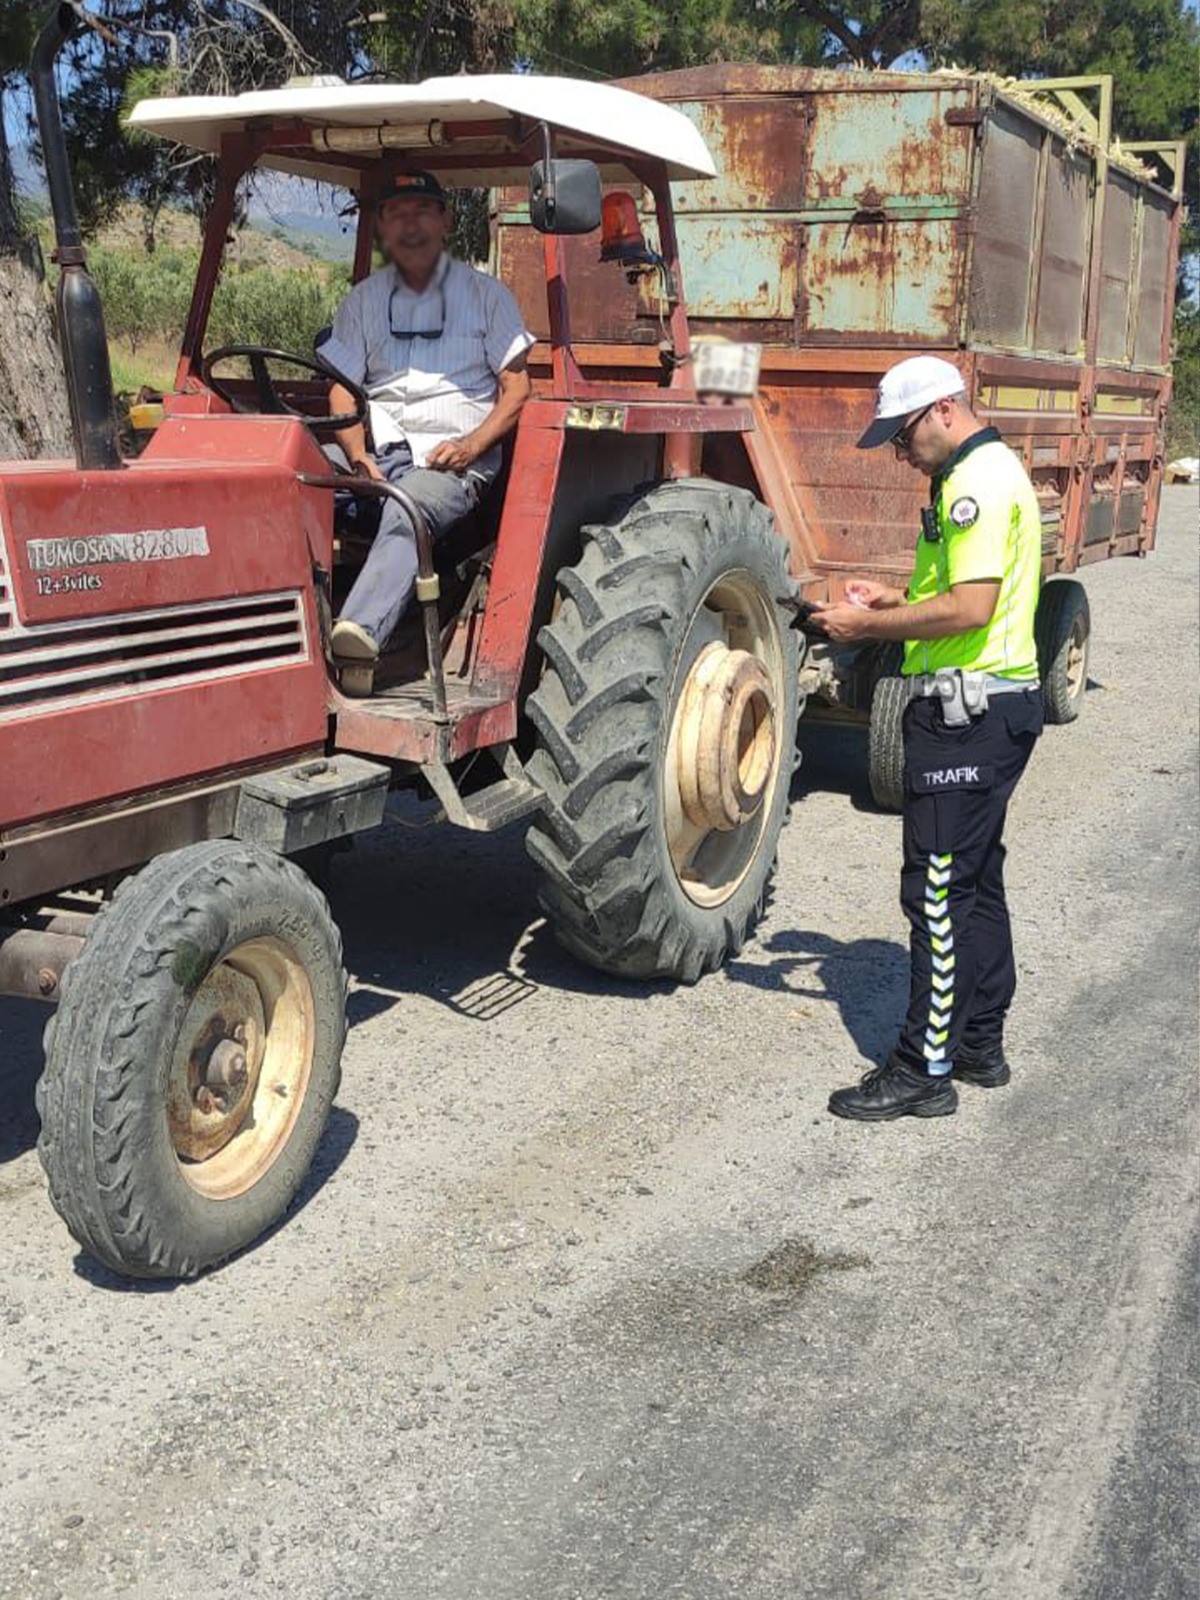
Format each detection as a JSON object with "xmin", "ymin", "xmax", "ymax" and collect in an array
[
  {"xmin": 868, "ymin": 675, "xmax": 909, "ymax": 812},
  {"xmin": 1035, "ymin": 578, "xmax": 1090, "ymax": 724},
  {"xmin": 36, "ymin": 841, "xmax": 345, "ymax": 1280},
  {"xmin": 525, "ymin": 480, "xmax": 799, "ymax": 983}
]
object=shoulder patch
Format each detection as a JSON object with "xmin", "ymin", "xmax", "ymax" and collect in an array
[{"xmin": 948, "ymin": 495, "xmax": 979, "ymax": 529}]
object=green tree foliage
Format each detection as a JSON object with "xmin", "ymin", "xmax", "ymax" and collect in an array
[
  {"xmin": 209, "ymin": 259, "xmax": 345, "ymax": 351},
  {"xmin": 8, "ymin": 1, "xmax": 1194, "ymax": 227},
  {"xmin": 1166, "ymin": 299, "xmax": 1199, "ymax": 455},
  {"xmin": 88, "ymin": 241, "xmax": 346, "ymax": 368},
  {"xmin": 0, "ymin": 1, "xmax": 41, "ymax": 245},
  {"xmin": 477, "ymin": 0, "xmax": 826, "ymax": 76},
  {"xmin": 920, "ymin": 0, "xmax": 1199, "ymax": 232},
  {"xmin": 87, "ymin": 247, "xmax": 167, "ymax": 354},
  {"xmin": 921, "ymin": 0, "xmax": 1198, "ymax": 143}
]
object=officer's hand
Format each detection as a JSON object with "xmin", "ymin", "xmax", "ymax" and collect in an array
[
  {"xmin": 426, "ymin": 437, "xmax": 477, "ymax": 474},
  {"xmin": 810, "ymin": 601, "xmax": 873, "ymax": 641},
  {"xmin": 845, "ymin": 579, "xmax": 904, "ymax": 610}
]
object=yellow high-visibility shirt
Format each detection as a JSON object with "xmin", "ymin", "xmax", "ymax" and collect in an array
[{"xmin": 903, "ymin": 431, "xmax": 1041, "ymax": 680}]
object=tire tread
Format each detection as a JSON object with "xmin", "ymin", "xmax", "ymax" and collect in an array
[
  {"xmin": 37, "ymin": 842, "xmax": 345, "ymax": 1280},
  {"xmin": 525, "ymin": 479, "xmax": 798, "ymax": 981}
]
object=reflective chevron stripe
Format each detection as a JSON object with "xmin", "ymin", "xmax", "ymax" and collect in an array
[{"xmin": 923, "ymin": 853, "xmax": 955, "ymax": 1065}]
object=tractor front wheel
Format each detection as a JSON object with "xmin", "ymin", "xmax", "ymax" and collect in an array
[
  {"xmin": 526, "ymin": 480, "xmax": 799, "ymax": 983},
  {"xmin": 37, "ymin": 841, "xmax": 345, "ymax": 1279}
]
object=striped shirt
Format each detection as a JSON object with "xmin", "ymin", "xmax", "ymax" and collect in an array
[{"xmin": 318, "ymin": 253, "xmax": 534, "ymax": 479}]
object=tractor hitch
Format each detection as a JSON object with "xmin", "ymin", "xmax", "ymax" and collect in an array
[{"xmin": 0, "ymin": 923, "xmax": 86, "ymax": 1003}]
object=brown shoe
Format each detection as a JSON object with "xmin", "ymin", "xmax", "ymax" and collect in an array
[{"xmin": 332, "ymin": 620, "xmax": 378, "ymax": 697}]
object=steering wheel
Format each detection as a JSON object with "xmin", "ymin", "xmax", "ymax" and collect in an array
[{"xmin": 201, "ymin": 345, "xmax": 369, "ymax": 434}]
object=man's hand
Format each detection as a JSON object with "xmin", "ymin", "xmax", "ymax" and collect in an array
[
  {"xmin": 350, "ymin": 453, "xmax": 384, "ymax": 483},
  {"xmin": 811, "ymin": 579, "xmax": 1002, "ymax": 644},
  {"xmin": 426, "ymin": 436, "xmax": 479, "ymax": 474},
  {"xmin": 845, "ymin": 579, "xmax": 906, "ymax": 610},
  {"xmin": 809, "ymin": 601, "xmax": 875, "ymax": 642}
]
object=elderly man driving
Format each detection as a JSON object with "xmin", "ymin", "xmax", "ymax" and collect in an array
[{"xmin": 318, "ymin": 171, "xmax": 534, "ymax": 694}]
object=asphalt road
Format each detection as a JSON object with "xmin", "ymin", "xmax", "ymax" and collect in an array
[{"xmin": 1, "ymin": 488, "xmax": 1196, "ymax": 1600}]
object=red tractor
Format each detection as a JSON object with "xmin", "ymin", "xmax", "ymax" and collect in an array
[{"xmin": 0, "ymin": 6, "xmax": 800, "ymax": 1277}]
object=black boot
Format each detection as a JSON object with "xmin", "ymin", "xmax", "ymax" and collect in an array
[
  {"xmin": 828, "ymin": 1056, "xmax": 958, "ymax": 1121},
  {"xmin": 954, "ymin": 1043, "xmax": 1011, "ymax": 1089}
]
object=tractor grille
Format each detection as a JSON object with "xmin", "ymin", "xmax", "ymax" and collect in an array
[
  {"xmin": 0, "ymin": 591, "xmax": 309, "ymax": 719},
  {"xmin": 0, "ymin": 543, "xmax": 11, "ymax": 634}
]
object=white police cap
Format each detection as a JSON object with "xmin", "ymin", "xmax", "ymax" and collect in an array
[{"xmin": 857, "ymin": 356, "xmax": 967, "ymax": 449}]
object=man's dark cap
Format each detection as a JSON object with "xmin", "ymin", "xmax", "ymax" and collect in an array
[{"xmin": 376, "ymin": 171, "xmax": 447, "ymax": 209}]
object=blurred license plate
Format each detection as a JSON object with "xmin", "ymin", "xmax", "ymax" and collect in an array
[{"xmin": 692, "ymin": 340, "xmax": 762, "ymax": 396}]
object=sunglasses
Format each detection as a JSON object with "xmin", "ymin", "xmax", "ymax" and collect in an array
[
  {"xmin": 893, "ymin": 403, "xmax": 934, "ymax": 451},
  {"xmin": 388, "ymin": 282, "xmax": 445, "ymax": 342}
]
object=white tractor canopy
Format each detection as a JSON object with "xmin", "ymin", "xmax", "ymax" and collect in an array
[{"xmin": 127, "ymin": 74, "xmax": 718, "ymax": 190}]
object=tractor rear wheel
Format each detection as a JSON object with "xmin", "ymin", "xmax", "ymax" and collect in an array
[
  {"xmin": 525, "ymin": 480, "xmax": 799, "ymax": 982},
  {"xmin": 37, "ymin": 841, "xmax": 345, "ymax": 1279}
]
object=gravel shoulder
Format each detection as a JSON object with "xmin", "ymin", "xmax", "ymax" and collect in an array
[{"xmin": 0, "ymin": 488, "xmax": 1196, "ymax": 1600}]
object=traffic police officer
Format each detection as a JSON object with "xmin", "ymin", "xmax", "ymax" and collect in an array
[{"xmin": 814, "ymin": 356, "xmax": 1044, "ymax": 1120}]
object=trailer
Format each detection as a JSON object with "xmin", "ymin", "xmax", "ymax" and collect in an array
[{"xmin": 493, "ymin": 66, "xmax": 1186, "ymax": 804}]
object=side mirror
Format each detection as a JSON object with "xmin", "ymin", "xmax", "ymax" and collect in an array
[{"xmin": 529, "ymin": 159, "xmax": 602, "ymax": 235}]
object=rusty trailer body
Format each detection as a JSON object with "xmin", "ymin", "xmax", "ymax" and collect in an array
[{"xmin": 495, "ymin": 65, "xmax": 1186, "ymax": 613}]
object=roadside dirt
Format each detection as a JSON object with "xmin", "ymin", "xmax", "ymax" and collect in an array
[{"xmin": 0, "ymin": 488, "xmax": 1195, "ymax": 1600}]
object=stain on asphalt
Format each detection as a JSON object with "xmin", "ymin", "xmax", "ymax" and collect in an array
[{"xmin": 741, "ymin": 1236, "xmax": 870, "ymax": 1294}]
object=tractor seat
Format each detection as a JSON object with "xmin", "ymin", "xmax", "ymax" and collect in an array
[
  {"xmin": 331, "ymin": 468, "xmax": 505, "ymax": 576},
  {"xmin": 329, "ymin": 440, "xmax": 511, "ymax": 579}
]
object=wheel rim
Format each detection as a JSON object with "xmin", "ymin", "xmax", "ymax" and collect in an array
[
  {"xmin": 1066, "ymin": 616, "xmax": 1088, "ymax": 700},
  {"xmin": 663, "ymin": 569, "xmax": 787, "ymax": 908},
  {"xmin": 166, "ymin": 938, "xmax": 315, "ymax": 1201}
]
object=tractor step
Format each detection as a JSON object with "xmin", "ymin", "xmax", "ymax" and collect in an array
[
  {"xmin": 420, "ymin": 747, "xmax": 545, "ymax": 833},
  {"xmin": 458, "ymin": 776, "xmax": 545, "ymax": 831}
]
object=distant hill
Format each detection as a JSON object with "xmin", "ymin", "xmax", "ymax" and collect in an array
[
  {"xmin": 246, "ymin": 178, "xmax": 355, "ymax": 264},
  {"xmin": 17, "ymin": 145, "xmax": 355, "ymax": 270},
  {"xmin": 246, "ymin": 214, "xmax": 352, "ymax": 264},
  {"xmin": 92, "ymin": 201, "xmax": 347, "ymax": 277}
]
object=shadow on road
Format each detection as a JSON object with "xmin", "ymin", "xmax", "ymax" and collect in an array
[
  {"xmin": 69, "ymin": 1105, "xmax": 360, "ymax": 1293},
  {"xmin": 329, "ymin": 809, "xmax": 672, "ymax": 1032},
  {"xmin": 0, "ymin": 998, "xmax": 49, "ymax": 1164},
  {"xmin": 725, "ymin": 927, "xmax": 908, "ymax": 1065},
  {"xmin": 0, "ymin": 740, "xmax": 900, "ymax": 1184},
  {"xmin": 795, "ymin": 719, "xmax": 885, "ymax": 816}
]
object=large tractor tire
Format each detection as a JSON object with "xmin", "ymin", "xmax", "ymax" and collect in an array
[
  {"xmin": 525, "ymin": 480, "xmax": 799, "ymax": 983},
  {"xmin": 37, "ymin": 841, "xmax": 345, "ymax": 1280},
  {"xmin": 1035, "ymin": 578, "xmax": 1090, "ymax": 724},
  {"xmin": 868, "ymin": 673, "xmax": 910, "ymax": 813}
]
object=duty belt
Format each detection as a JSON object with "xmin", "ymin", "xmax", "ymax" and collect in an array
[{"xmin": 904, "ymin": 668, "xmax": 1039, "ymax": 727}]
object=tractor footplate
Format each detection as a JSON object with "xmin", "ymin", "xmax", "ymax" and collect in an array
[{"xmin": 421, "ymin": 749, "xmax": 545, "ymax": 833}]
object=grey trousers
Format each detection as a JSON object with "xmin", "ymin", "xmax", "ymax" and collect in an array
[{"xmin": 327, "ymin": 441, "xmax": 483, "ymax": 648}]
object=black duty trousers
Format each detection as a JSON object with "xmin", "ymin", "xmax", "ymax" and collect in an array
[{"xmin": 895, "ymin": 687, "xmax": 1044, "ymax": 1075}]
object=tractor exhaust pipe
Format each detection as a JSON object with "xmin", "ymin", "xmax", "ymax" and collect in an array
[{"xmin": 31, "ymin": 3, "xmax": 122, "ymax": 471}]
